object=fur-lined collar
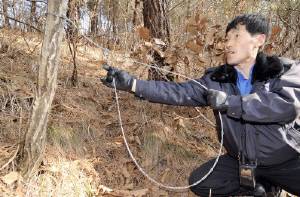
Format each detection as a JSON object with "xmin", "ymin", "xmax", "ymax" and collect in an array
[{"xmin": 210, "ymin": 52, "xmax": 284, "ymax": 84}]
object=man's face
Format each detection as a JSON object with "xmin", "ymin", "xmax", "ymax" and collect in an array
[{"xmin": 225, "ymin": 24, "xmax": 262, "ymax": 67}]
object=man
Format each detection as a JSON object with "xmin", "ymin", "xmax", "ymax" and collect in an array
[{"xmin": 101, "ymin": 13, "xmax": 300, "ymax": 196}]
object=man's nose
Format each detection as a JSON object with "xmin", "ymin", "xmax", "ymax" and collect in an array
[{"xmin": 225, "ymin": 39, "xmax": 232, "ymax": 48}]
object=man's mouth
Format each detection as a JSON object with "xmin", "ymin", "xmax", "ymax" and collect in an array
[{"xmin": 227, "ymin": 51, "xmax": 235, "ymax": 55}]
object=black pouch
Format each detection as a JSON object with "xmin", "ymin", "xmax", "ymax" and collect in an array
[{"xmin": 239, "ymin": 164, "xmax": 256, "ymax": 189}]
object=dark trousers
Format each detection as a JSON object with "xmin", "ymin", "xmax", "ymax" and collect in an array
[{"xmin": 189, "ymin": 153, "xmax": 300, "ymax": 197}]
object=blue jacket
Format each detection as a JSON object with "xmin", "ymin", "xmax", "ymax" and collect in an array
[{"xmin": 134, "ymin": 52, "xmax": 300, "ymax": 166}]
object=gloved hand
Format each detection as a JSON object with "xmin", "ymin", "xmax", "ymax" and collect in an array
[
  {"xmin": 204, "ymin": 89, "xmax": 231, "ymax": 111},
  {"xmin": 101, "ymin": 65, "xmax": 136, "ymax": 92}
]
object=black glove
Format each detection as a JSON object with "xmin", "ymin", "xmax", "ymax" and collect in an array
[
  {"xmin": 204, "ymin": 89, "xmax": 231, "ymax": 111},
  {"xmin": 101, "ymin": 65, "xmax": 136, "ymax": 92}
]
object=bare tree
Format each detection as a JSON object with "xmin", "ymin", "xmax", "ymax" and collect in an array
[
  {"xmin": 143, "ymin": 0, "xmax": 170, "ymax": 42},
  {"xmin": 18, "ymin": 0, "xmax": 68, "ymax": 180},
  {"xmin": 1, "ymin": 0, "xmax": 11, "ymax": 28},
  {"xmin": 88, "ymin": 0, "xmax": 101, "ymax": 35},
  {"xmin": 66, "ymin": 0, "xmax": 81, "ymax": 86},
  {"xmin": 29, "ymin": 0, "xmax": 37, "ymax": 32},
  {"xmin": 142, "ymin": 0, "xmax": 172, "ymax": 81},
  {"xmin": 132, "ymin": 0, "xmax": 141, "ymax": 26}
]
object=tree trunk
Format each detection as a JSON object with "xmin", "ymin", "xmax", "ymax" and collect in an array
[
  {"xmin": 66, "ymin": 0, "xmax": 79, "ymax": 86},
  {"xmin": 2, "ymin": 0, "xmax": 11, "ymax": 28},
  {"xmin": 18, "ymin": 0, "xmax": 68, "ymax": 180},
  {"xmin": 29, "ymin": 1, "xmax": 37, "ymax": 32},
  {"xmin": 143, "ymin": 0, "xmax": 170, "ymax": 42},
  {"xmin": 90, "ymin": 0, "xmax": 100, "ymax": 35},
  {"xmin": 142, "ymin": 0, "xmax": 172, "ymax": 81},
  {"xmin": 132, "ymin": 0, "xmax": 140, "ymax": 26}
]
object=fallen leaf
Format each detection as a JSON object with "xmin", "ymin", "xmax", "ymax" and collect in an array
[
  {"xmin": 43, "ymin": 165, "xmax": 59, "ymax": 173},
  {"xmin": 197, "ymin": 54, "xmax": 205, "ymax": 63},
  {"xmin": 200, "ymin": 17, "xmax": 210, "ymax": 25},
  {"xmin": 139, "ymin": 27, "xmax": 151, "ymax": 41},
  {"xmin": 144, "ymin": 41, "xmax": 153, "ymax": 48},
  {"xmin": 154, "ymin": 38, "xmax": 166, "ymax": 46},
  {"xmin": 161, "ymin": 168, "xmax": 171, "ymax": 183},
  {"xmin": 178, "ymin": 119, "xmax": 186, "ymax": 128},
  {"xmin": 116, "ymin": 188, "xmax": 149, "ymax": 197},
  {"xmin": 122, "ymin": 183, "xmax": 134, "ymax": 190},
  {"xmin": 270, "ymin": 26, "xmax": 282, "ymax": 41},
  {"xmin": 96, "ymin": 185, "xmax": 114, "ymax": 196},
  {"xmin": 185, "ymin": 17, "xmax": 196, "ymax": 27},
  {"xmin": 195, "ymin": 12, "xmax": 200, "ymax": 23},
  {"xmin": 113, "ymin": 136, "xmax": 124, "ymax": 145},
  {"xmin": 187, "ymin": 26, "xmax": 198, "ymax": 36},
  {"xmin": 1, "ymin": 171, "xmax": 19, "ymax": 185},
  {"xmin": 186, "ymin": 41, "xmax": 202, "ymax": 53},
  {"xmin": 121, "ymin": 166, "xmax": 130, "ymax": 178},
  {"xmin": 134, "ymin": 135, "xmax": 141, "ymax": 146}
]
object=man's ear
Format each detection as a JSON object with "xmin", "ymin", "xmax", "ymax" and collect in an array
[{"xmin": 255, "ymin": 34, "xmax": 266, "ymax": 48}]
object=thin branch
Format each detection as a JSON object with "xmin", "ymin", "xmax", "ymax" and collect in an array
[
  {"xmin": 0, "ymin": 140, "xmax": 24, "ymax": 170},
  {"xmin": 169, "ymin": 1, "xmax": 185, "ymax": 12},
  {"xmin": 0, "ymin": 12, "xmax": 43, "ymax": 32}
]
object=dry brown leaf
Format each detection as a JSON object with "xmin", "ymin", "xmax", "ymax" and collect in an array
[
  {"xmin": 104, "ymin": 168, "xmax": 111, "ymax": 177},
  {"xmin": 187, "ymin": 26, "xmax": 198, "ymax": 36},
  {"xmin": 163, "ymin": 47, "xmax": 172, "ymax": 57},
  {"xmin": 184, "ymin": 52, "xmax": 194, "ymax": 64},
  {"xmin": 264, "ymin": 44, "xmax": 274, "ymax": 54},
  {"xmin": 43, "ymin": 165, "xmax": 60, "ymax": 173},
  {"xmin": 140, "ymin": 45, "xmax": 149, "ymax": 56},
  {"xmin": 113, "ymin": 136, "xmax": 124, "ymax": 145},
  {"xmin": 185, "ymin": 17, "xmax": 196, "ymax": 27},
  {"xmin": 186, "ymin": 41, "xmax": 202, "ymax": 53},
  {"xmin": 178, "ymin": 119, "xmax": 186, "ymax": 128},
  {"xmin": 116, "ymin": 188, "xmax": 150, "ymax": 197},
  {"xmin": 121, "ymin": 183, "xmax": 134, "ymax": 190},
  {"xmin": 96, "ymin": 185, "xmax": 115, "ymax": 196},
  {"xmin": 138, "ymin": 27, "xmax": 150, "ymax": 41},
  {"xmin": 154, "ymin": 38, "xmax": 166, "ymax": 46},
  {"xmin": 173, "ymin": 118, "xmax": 179, "ymax": 130},
  {"xmin": 200, "ymin": 23, "xmax": 207, "ymax": 33},
  {"xmin": 1, "ymin": 171, "xmax": 20, "ymax": 185},
  {"xmin": 196, "ymin": 36, "xmax": 204, "ymax": 46},
  {"xmin": 144, "ymin": 41, "xmax": 153, "ymax": 48},
  {"xmin": 146, "ymin": 54, "xmax": 154, "ymax": 63},
  {"xmin": 172, "ymin": 45, "xmax": 180, "ymax": 49},
  {"xmin": 164, "ymin": 56, "xmax": 177, "ymax": 64},
  {"xmin": 270, "ymin": 26, "xmax": 282, "ymax": 41},
  {"xmin": 206, "ymin": 30, "xmax": 215, "ymax": 45},
  {"xmin": 212, "ymin": 24, "xmax": 222, "ymax": 29},
  {"xmin": 15, "ymin": 88, "xmax": 34, "ymax": 98},
  {"xmin": 160, "ymin": 168, "xmax": 171, "ymax": 183},
  {"xmin": 197, "ymin": 54, "xmax": 205, "ymax": 63},
  {"xmin": 154, "ymin": 45, "xmax": 164, "ymax": 57},
  {"xmin": 134, "ymin": 135, "xmax": 141, "ymax": 146},
  {"xmin": 215, "ymin": 42, "xmax": 224, "ymax": 52},
  {"xmin": 121, "ymin": 166, "xmax": 130, "ymax": 178},
  {"xmin": 200, "ymin": 17, "xmax": 210, "ymax": 25},
  {"xmin": 195, "ymin": 12, "xmax": 200, "ymax": 23}
]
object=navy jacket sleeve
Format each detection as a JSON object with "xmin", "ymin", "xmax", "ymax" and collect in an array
[
  {"xmin": 228, "ymin": 62, "xmax": 300, "ymax": 124},
  {"xmin": 134, "ymin": 76, "xmax": 210, "ymax": 107}
]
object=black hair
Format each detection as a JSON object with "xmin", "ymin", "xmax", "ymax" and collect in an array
[{"xmin": 226, "ymin": 13, "xmax": 271, "ymax": 50}]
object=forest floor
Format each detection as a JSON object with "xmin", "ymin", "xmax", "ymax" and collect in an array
[{"xmin": 0, "ymin": 28, "xmax": 221, "ymax": 197}]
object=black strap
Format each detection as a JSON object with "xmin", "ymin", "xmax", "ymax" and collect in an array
[{"xmin": 238, "ymin": 124, "xmax": 260, "ymax": 166}]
